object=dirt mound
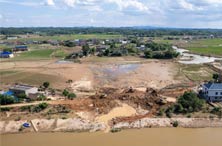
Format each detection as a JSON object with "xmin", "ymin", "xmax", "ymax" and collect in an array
[
  {"xmin": 89, "ymin": 87, "xmax": 170, "ymax": 116},
  {"xmin": 159, "ymin": 83, "xmax": 193, "ymax": 98}
]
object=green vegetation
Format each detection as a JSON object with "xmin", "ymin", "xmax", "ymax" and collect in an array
[
  {"xmin": 53, "ymin": 49, "xmax": 67, "ymax": 58},
  {"xmin": 62, "ymin": 89, "xmax": 69, "ymax": 97},
  {"xmin": 0, "ymin": 95, "xmax": 15, "ymax": 105},
  {"xmin": 32, "ymin": 102, "xmax": 48, "ymax": 113},
  {"xmin": 43, "ymin": 81, "xmax": 50, "ymax": 89},
  {"xmin": 173, "ymin": 92, "xmax": 205, "ymax": 114},
  {"xmin": 15, "ymin": 49, "xmax": 54, "ymax": 60},
  {"xmin": 211, "ymin": 107, "xmax": 222, "ymax": 118},
  {"xmin": 184, "ymin": 39, "xmax": 222, "ymax": 56},
  {"xmin": 62, "ymin": 89, "xmax": 76, "ymax": 100},
  {"xmin": 163, "ymin": 92, "xmax": 206, "ymax": 117},
  {"xmin": 0, "ymin": 107, "xmax": 11, "ymax": 112},
  {"xmin": 67, "ymin": 93, "xmax": 76, "ymax": 100},
  {"xmin": 180, "ymin": 64, "xmax": 215, "ymax": 82},
  {"xmin": 172, "ymin": 121, "xmax": 179, "ymax": 127}
]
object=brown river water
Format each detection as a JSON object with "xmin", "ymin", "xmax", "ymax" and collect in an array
[{"xmin": 1, "ymin": 128, "xmax": 222, "ymax": 146}]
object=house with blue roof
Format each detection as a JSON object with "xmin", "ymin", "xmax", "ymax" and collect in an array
[
  {"xmin": 202, "ymin": 83, "xmax": 222, "ymax": 102},
  {"xmin": 13, "ymin": 45, "xmax": 28, "ymax": 52},
  {"xmin": 0, "ymin": 51, "xmax": 14, "ymax": 58}
]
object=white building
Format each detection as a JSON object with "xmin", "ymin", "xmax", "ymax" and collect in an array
[
  {"xmin": 202, "ymin": 83, "xmax": 222, "ymax": 102},
  {"xmin": 9, "ymin": 84, "xmax": 38, "ymax": 97}
]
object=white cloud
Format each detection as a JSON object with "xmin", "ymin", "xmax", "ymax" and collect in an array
[
  {"xmin": 45, "ymin": 0, "xmax": 55, "ymax": 6},
  {"xmin": 63, "ymin": 0, "xmax": 77, "ymax": 7},
  {"xmin": 108, "ymin": 0, "xmax": 149, "ymax": 11}
]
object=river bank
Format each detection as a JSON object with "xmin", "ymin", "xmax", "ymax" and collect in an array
[
  {"xmin": 2, "ymin": 128, "xmax": 222, "ymax": 146},
  {"xmin": 1, "ymin": 117, "xmax": 222, "ymax": 134}
]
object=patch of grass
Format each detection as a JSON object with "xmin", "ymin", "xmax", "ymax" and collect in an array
[
  {"xmin": 180, "ymin": 64, "xmax": 215, "ymax": 82},
  {"xmin": 182, "ymin": 39, "xmax": 222, "ymax": 56},
  {"xmin": 52, "ymin": 49, "xmax": 67, "ymax": 58},
  {"xmin": 0, "ymin": 71, "xmax": 64, "ymax": 88},
  {"xmin": 0, "ymin": 70, "xmax": 18, "ymax": 76},
  {"xmin": 14, "ymin": 49, "xmax": 54, "ymax": 60},
  {"xmin": 187, "ymin": 47, "xmax": 222, "ymax": 56}
]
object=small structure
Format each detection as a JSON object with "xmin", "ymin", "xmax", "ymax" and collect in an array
[
  {"xmin": 9, "ymin": 84, "xmax": 38, "ymax": 97},
  {"xmin": 7, "ymin": 36, "xmax": 18, "ymax": 40},
  {"xmin": 202, "ymin": 83, "xmax": 222, "ymax": 102},
  {"xmin": 0, "ymin": 51, "xmax": 14, "ymax": 58},
  {"xmin": 13, "ymin": 45, "xmax": 28, "ymax": 52}
]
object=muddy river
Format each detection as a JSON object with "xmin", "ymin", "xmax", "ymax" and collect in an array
[{"xmin": 1, "ymin": 128, "xmax": 222, "ymax": 146}]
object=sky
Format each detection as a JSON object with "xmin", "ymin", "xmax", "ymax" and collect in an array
[{"xmin": 0, "ymin": 0, "xmax": 222, "ymax": 28}]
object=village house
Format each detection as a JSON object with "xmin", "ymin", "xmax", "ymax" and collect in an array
[
  {"xmin": 0, "ymin": 51, "xmax": 14, "ymax": 58},
  {"xmin": 202, "ymin": 83, "xmax": 222, "ymax": 102},
  {"xmin": 9, "ymin": 84, "xmax": 38, "ymax": 98},
  {"xmin": 7, "ymin": 36, "xmax": 18, "ymax": 40},
  {"xmin": 13, "ymin": 45, "xmax": 28, "ymax": 52}
]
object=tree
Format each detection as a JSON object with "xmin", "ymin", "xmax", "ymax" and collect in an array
[
  {"xmin": 177, "ymin": 91, "xmax": 205, "ymax": 113},
  {"xmin": 0, "ymin": 95, "xmax": 15, "ymax": 105},
  {"xmin": 67, "ymin": 93, "xmax": 76, "ymax": 100},
  {"xmin": 82, "ymin": 44, "xmax": 90, "ymax": 56},
  {"xmin": 144, "ymin": 50, "xmax": 152, "ymax": 58},
  {"xmin": 43, "ymin": 82, "xmax": 50, "ymax": 89},
  {"xmin": 213, "ymin": 73, "xmax": 219, "ymax": 82},
  {"xmin": 62, "ymin": 89, "xmax": 69, "ymax": 97}
]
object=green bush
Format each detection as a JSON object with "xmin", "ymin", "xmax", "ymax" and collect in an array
[
  {"xmin": 62, "ymin": 89, "xmax": 69, "ymax": 97},
  {"xmin": 0, "ymin": 95, "xmax": 15, "ymax": 105},
  {"xmin": 176, "ymin": 91, "xmax": 205, "ymax": 114},
  {"xmin": 0, "ymin": 107, "xmax": 11, "ymax": 112},
  {"xmin": 43, "ymin": 82, "xmax": 50, "ymax": 89},
  {"xmin": 67, "ymin": 93, "xmax": 76, "ymax": 100},
  {"xmin": 32, "ymin": 102, "xmax": 48, "ymax": 113},
  {"xmin": 172, "ymin": 121, "xmax": 179, "ymax": 127}
]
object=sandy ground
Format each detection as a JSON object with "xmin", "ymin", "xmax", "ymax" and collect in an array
[{"xmin": 96, "ymin": 102, "xmax": 137, "ymax": 131}]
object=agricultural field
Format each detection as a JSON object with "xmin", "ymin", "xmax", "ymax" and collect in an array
[
  {"xmin": 154, "ymin": 37, "xmax": 222, "ymax": 57},
  {"xmin": 185, "ymin": 39, "xmax": 222, "ymax": 56}
]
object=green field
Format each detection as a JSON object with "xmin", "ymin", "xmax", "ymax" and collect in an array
[
  {"xmin": 185, "ymin": 39, "xmax": 222, "ymax": 56},
  {"xmin": 13, "ymin": 49, "xmax": 54, "ymax": 60}
]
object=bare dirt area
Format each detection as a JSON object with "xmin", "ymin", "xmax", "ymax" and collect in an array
[
  {"xmin": 0, "ymin": 60, "xmax": 94, "ymax": 90},
  {"xmin": 90, "ymin": 59, "xmax": 179, "ymax": 89},
  {"xmin": 0, "ymin": 58, "xmax": 181, "ymax": 91}
]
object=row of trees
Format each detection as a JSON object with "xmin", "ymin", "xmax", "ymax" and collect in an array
[{"xmin": 1, "ymin": 27, "xmax": 222, "ymax": 37}]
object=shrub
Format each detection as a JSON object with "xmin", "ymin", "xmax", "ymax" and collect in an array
[
  {"xmin": 37, "ymin": 94, "xmax": 47, "ymax": 101},
  {"xmin": 176, "ymin": 91, "xmax": 205, "ymax": 113},
  {"xmin": 211, "ymin": 107, "xmax": 222, "ymax": 118},
  {"xmin": 43, "ymin": 82, "xmax": 50, "ymax": 89},
  {"xmin": 0, "ymin": 95, "xmax": 15, "ymax": 105},
  {"xmin": 62, "ymin": 89, "xmax": 69, "ymax": 97},
  {"xmin": 172, "ymin": 121, "xmax": 179, "ymax": 127},
  {"xmin": 67, "ymin": 93, "xmax": 76, "ymax": 100},
  {"xmin": 0, "ymin": 107, "xmax": 11, "ymax": 112},
  {"xmin": 20, "ymin": 105, "xmax": 32, "ymax": 112},
  {"xmin": 32, "ymin": 103, "xmax": 48, "ymax": 113},
  {"xmin": 110, "ymin": 128, "xmax": 121, "ymax": 133}
]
